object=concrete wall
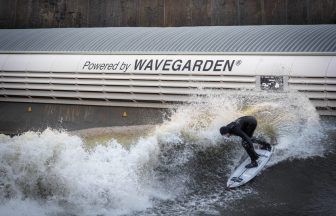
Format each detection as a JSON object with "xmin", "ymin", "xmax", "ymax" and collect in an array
[
  {"xmin": 0, "ymin": 0, "xmax": 335, "ymax": 28},
  {"xmin": 0, "ymin": 102, "xmax": 166, "ymax": 135}
]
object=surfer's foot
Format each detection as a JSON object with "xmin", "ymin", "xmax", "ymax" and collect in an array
[
  {"xmin": 261, "ymin": 143, "xmax": 271, "ymax": 151},
  {"xmin": 245, "ymin": 161, "xmax": 258, "ymax": 169}
]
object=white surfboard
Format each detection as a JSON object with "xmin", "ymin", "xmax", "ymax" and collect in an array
[{"xmin": 227, "ymin": 146, "xmax": 273, "ymax": 188}]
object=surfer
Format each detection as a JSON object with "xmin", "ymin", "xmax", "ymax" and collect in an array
[{"xmin": 219, "ymin": 116, "xmax": 271, "ymax": 168}]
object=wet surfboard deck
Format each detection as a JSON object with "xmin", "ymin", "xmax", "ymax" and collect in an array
[{"xmin": 227, "ymin": 146, "xmax": 273, "ymax": 188}]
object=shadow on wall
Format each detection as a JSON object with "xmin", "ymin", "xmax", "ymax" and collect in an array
[{"xmin": 0, "ymin": 102, "xmax": 166, "ymax": 135}]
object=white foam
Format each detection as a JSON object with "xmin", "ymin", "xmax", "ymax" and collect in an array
[
  {"xmin": 0, "ymin": 199, "xmax": 61, "ymax": 216},
  {"xmin": 0, "ymin": 129, "xmax": 169, "ymax": 215}
]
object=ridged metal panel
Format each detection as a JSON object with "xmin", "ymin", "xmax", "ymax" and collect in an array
[
  {"xmin": 1, "ymin": 72, "xmax": 335, "ymax": 115},
  {"xmin": 288, "ymin": 76, "xmax": 336, "ymax": 115},
  {"xmin": 0, "ymin": 25, "xmax": 335, "ymax": 54},
  {"xmin": 0, "ymin": 67, "xmax": 256, "ymax": 105}
]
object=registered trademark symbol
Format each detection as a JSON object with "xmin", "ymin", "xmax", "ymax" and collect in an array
[{"xmin": 236, "ymin": 60, "xmax": 242, "ymax": 66}]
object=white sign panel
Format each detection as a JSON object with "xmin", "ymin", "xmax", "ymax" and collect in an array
[{"xmin": 0, "ymin": 54, "xmax": 334, "ymax": 77}]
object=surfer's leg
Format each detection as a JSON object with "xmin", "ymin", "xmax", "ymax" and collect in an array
[
  {"xmin": 242, "ymin": 140, "xmax": 259, "ymax": 161},
  {"xmin": 251, "ymin": 137, "xmax": 271, "ymax": 151},
  {"xmin": 242, "ymin": 121, "xmax": 261, "ymax": 159},
  {"xmin": 246, "ymin": 118, "xmax": 271, "ymax": 151},
  {"xmin": 242, "ymin": 140, "xmax": 259, "ymax": 168}
]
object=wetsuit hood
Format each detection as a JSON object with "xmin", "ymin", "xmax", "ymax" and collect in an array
[
  {"xmin": 220, "ymin": 121, "xmax": 237, "ymax": 135},
  {"xmin": 220, "ymin": 126, "xmax": 230, "ymax": 135}
]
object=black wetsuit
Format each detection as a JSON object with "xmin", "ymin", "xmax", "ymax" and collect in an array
[{"xmin": 224, "ymin": 116, "xmax": 268, "ymax": 161}]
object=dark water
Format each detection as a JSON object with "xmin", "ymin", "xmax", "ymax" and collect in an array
[
  {"xmin": 223, "ymin": 154, "xmax": 336, "ymax": 216},
  {"xmin": 220, "ymin": 121, "xmax": 336, "ymax": 216}
]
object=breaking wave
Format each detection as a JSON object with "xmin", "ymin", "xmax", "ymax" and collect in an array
[{"xmin": 0, "ymin": 90, "xmax": 327, "ymax": 215}]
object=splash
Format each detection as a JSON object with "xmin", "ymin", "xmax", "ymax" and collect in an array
[
  {"xmin": 157, "ymin": 90, "xmax": 325, "ymax": 162},
  {"xmin": 0, "ymin": 130, "xmax": 168, "ymax": 215},
  {"xmin": 0, "ymin": 90, "xmax": 326, "ymax": 215}
]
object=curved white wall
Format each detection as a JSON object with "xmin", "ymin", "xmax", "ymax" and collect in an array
[{"xmin": 0, "ymin": 54, "xmax": 335, "ymax": 115}]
